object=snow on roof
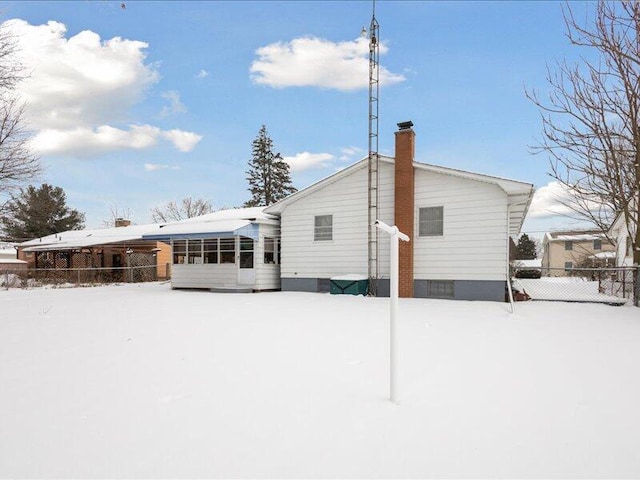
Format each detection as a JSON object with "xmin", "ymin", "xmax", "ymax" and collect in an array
[
  {"xmin": 545, "ymin": 230, "xmax": 606, "ymax": 242},
  {"xmin": 18, "ymin": 208, "xmax": 278, "ymax": 251},
  {"xmin": 143, "ymin": 207, "xmax": 278, "ymax": 241},
  {"xmin": 0, "ymin": 246, "xmax": 16, "ymax": 257},
  {"xmin": 176, "ymin": 207, "xmax": 277, "ymax": 224},
  {"xmin": 514, "ymin": 259, "xmax": 542, "ymax": 268},
  {"xmin": 589, "ymin": 251, "xmax": 617, "ymax": 259},
  {"xmin": 20, "ymin": 223, "xmax": 165, "ymax": 251},
  {"xmin": 0, "ymin": 258, "xmax": 27, "ymax": 264}
]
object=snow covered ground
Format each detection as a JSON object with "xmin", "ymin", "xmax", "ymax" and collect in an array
[
  {"xmin": 516, "ymin": 277, "xmax": 627, "ymax": 304},
  {"xmin": 2, "ymin": 282, "xmax": 640, "ymax": 478}
]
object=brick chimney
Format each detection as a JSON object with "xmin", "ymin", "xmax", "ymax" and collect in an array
[
  {"xmin": 394, "ymin": 121, "xmax": 415, "ymax": 298},
  {"xmin": 115, "ymin": 218, "xmax": 131, "ymax": 228}
]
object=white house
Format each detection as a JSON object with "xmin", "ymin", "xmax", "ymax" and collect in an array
[
  {"xmin": 142, "ymin": 207, "xmax": 281, "ymax": 291},
  {"xmin": 609, "ymin": 207, "xmax": 636, "ymax": 267},
  {"xmin": 264, "ymin": 121, "xmax": 535, "ymax": 301}
]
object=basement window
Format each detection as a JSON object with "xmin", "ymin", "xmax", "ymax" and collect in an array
[
  {"xmin": 419, "ymin": 207, "xmax": 444, "ymax": 236},
  {"xmin": 314, "ymin": 215, "xmax": 333, "ymax": 241},
  {"xmin": 427, "ymin": 280, "xmax": 454, "ymax": 299}
]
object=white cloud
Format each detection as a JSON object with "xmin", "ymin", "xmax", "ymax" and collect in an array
[
  {"xmin": 31, "ymin": 124, "xmax": 159, "ymax": 156},
  {"xmin": 250, "ymin": 36, "xmax": 405, "ymax": 91},
  {"xmin": 144, "ymin": 163, "xmax": 180, "ymax": 172},
  {"xmin": 159, "ymin": 90, "xmax": 187, "ymax": 117},
  {"xmin": 283, "ymin": 152, "xmax": 335, "ymax": 172},
  {"xmin": 340, "ymin": 145, "xmax": 364, "ymax": 161},
  {"xmin": 5, "ymin": 19, "xmax": 202, "ymax": 156},
  {"xmin": 195, "ymin": 69, "xmax": 208, "ymax": 79},
  {"xmin": 528, "ymin": 181, "xmax": 577, "ymax": 218},
  {"xmin": 162, "ymin": 129, "xmax": 203, "ymax": 152},
  {"xmin": 31, "ymin": 124, "xmax": 201, "ymax": 156}
]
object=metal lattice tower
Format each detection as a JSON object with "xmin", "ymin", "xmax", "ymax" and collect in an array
[{"xmin": 367, "ymin": 3, "xmax": 380, "ymax": 296}]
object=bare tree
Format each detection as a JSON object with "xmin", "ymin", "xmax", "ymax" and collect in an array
[
  {"xmin": 150, "ymin": 197, "xmax": 214, "ymax": 223},
  {"xmin": 0, "ymin": 20, "xmax": 40, "ymax": 213},
  {"xmin": 102, "ymin": 204, "xmax": 134, "ymax": 227},
  {"xmin": 527, "ymin": 1, "xmax": 640, "ymax": 263}
]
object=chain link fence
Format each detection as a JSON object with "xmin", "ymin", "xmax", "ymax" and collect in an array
[
  {"xmin": 1, "ymin": 263, "xmax": 171, "ymax": 289},
  {"xmin": 511, "ymin": 266, "xmax": 638, "ymax": 306}
]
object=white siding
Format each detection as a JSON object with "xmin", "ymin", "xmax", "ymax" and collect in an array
[
  {"xmin": 413, "ymin": 170, "xmax": 507, "ymax": 281},
  {"xmin": 280, "ymin": 162, "xmax": 393, "ymax": 280},
  {"xmin": 172, "ymin": 264, "xmax": 237, "ymax": 289},
  {"xmin": 255, "ymin": 223, "xmax": 281, "ymax": 290},
  {"xmin": 280, "ymin": 162, "xmax": 509, "ymax": 282}
]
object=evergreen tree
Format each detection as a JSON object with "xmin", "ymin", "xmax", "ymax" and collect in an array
[
  {"xmin": 0, "ymin": 183, "xmax": 85, "ymax": 241},
  {"xmin": 243, "ymin": 125, "xmax": 296, "ymax": 207},
  {"xmin": 515, "ymin": 233, "xmax": 537, "ymax": 260}
]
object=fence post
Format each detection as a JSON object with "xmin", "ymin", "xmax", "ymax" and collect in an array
[{"xmin": 633, "ymin": 265, "xmax": 640, "ymax": 307}]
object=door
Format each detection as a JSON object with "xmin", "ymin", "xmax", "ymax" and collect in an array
[{"xmin": 237, "ymin": 236, "xmax": 255, "ymax": 285}]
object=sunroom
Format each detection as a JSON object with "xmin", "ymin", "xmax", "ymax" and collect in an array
[{"xmin": 142, "ymin": 207, "xmax": 281, "ymax": 292}]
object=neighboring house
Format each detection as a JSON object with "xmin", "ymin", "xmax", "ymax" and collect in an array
[
  {"xmin": 0, "ymin": 245, "xmax": 17, "ymax": 260},
  {"xmin": 17, "ymin": 221, "xmax": 171, "ymax": 281},
  {"xmin": 541, "ymin": 230, "xmax": 616, "ymax": 276},
  {"xmin": 264, "ymin": 121, "xmax": 535, "ymax": 301},
  {"xmin": 0, "ymin": 244, "xmax": 27, "ymax": 274},
  {"xmin": 608, "ymin": 208, "xmax": 636, "ymax": 267},
  {"xmin": 142, "ymin": 207, "xmax": 281, "ymax": 291}
]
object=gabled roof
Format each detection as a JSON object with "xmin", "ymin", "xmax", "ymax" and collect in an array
[{"xmin": 264, "ymin": 156, "xmax": 534, "ymax": 235}]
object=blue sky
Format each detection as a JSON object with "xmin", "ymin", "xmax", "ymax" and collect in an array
[{"xmin": 2, "ymin": 1, "xmax": 597, "ymax": 238}]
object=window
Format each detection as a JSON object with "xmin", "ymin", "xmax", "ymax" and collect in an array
[
  {"xmin": 427, "ymin": 280, "xmax": 454, "ymax": 299},
  {"xmin": 419, "ymin": 207, "xmax": 444, "ymax": 236},
  {"xmin": 220, "ymin": 238, "xmax": 235, "ymax": 263},
  {"xmin": 204, "ymin": 239, "xmax": 218, "ymax": 264},
  {"xmin": 314, "ymin": 215, "xmax": 333, "ymax": 241},
  {"xmin": 593, "ymin": 239, "xmax": 602, "ymax": 250},
  {"xmin": 564, "ymin": 261, "xmax": 573, "ymax": 270},
  {"xmin": 628, "ymin": 236, "xmax": 633, "ymax": 257},
  {"xmin": 264, "ymin": 237, "xmax": 277, "ymax": 264},
  {"xmin": 239, "ymin": 237, "xmax": 254, "ymax": 269},
  {"xmin": 173, "ymin": 240, "xmax": 186, "ymax": 264},
  {"xmin": 187, "ymin": 239, "xmax": 203, "ymax": 264},
  {"xmin": 565, "ymin": 241, "xmax": 573, "ymax": 251}
]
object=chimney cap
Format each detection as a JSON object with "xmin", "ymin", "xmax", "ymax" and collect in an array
[{"xmin": 397, "ymin": 120, "xmax": 413, "ymax": 130}]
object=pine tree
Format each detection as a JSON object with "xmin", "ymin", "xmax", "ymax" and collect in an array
[
  {"xmin": 0, "ymin": 183, "xmax": 85, "ymax": 241},
  {"xmin": 515, "ymin": 233, "xmax": 537, "ymax": 260},
  {"xmin": 243, "ymin": 125, "xmax": 296, "ymax": 207}
]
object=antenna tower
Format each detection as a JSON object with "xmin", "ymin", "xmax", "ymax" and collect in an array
[{"xmin": 367, "ymin": 0, "xmax": 380, "ymax": 296}]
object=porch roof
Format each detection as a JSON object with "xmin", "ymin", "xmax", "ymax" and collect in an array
[{"xmin": 141, "ymin": 219, "xmax": 259, "ymax": 241}]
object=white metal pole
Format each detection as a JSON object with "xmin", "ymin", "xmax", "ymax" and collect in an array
[
  {"xmin": 390, "ymin": 229, "xmax": 399, "ymax": 404},
  {"xmin": 375, "ymin": 220, "xmax": 409, "ymax": 404}
]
